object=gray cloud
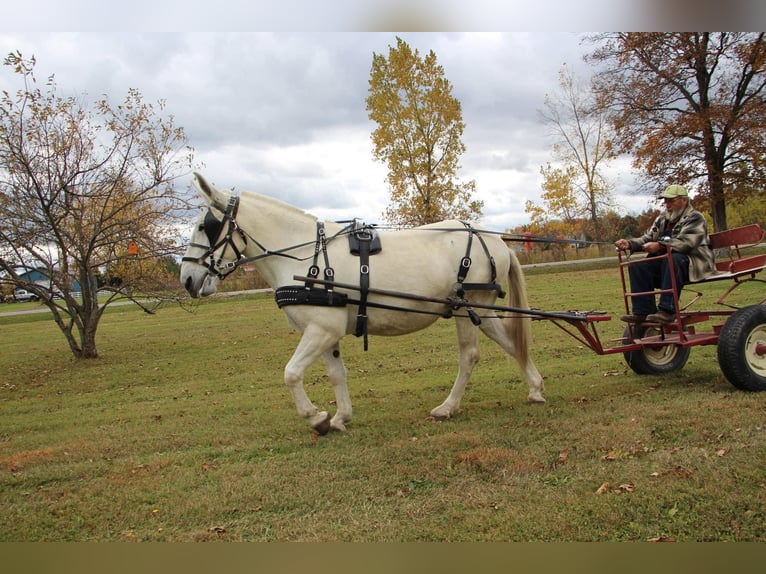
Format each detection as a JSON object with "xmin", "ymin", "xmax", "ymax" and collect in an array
[{"xmin": 0, "ymin": 31, "xmax": 640, "ymax": 229}]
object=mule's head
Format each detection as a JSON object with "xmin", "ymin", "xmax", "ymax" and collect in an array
[{"xmin": 180, "ymin": 173, "xmax": 239, "ymax": 298}]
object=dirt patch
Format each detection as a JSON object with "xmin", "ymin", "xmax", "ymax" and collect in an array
[
  {"xmin": 1, "ymin": 447, "xmax": 62, "ymax": 472},
  {"xmin": 455, "ymin": 446, "xmax": 544, "ymax": 475}
]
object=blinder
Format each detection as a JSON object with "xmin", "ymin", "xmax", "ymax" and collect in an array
[{"xmin": 202, "ymin": 208, "xmax": 225, "ymax": 247}]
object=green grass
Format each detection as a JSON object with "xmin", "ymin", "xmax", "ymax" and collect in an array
[{"xmin": 1, "ymin": 267, "xmax": 765, "ymax": 541}]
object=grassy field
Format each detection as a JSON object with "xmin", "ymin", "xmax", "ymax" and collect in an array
[{"xmin": 1, "ymin": 263, "xmax": 765, "ymax": 542}]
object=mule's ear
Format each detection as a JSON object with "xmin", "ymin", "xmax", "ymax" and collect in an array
[{"xmin": 192, "ymin": 172, "xmax": 228, "ymax": 209}]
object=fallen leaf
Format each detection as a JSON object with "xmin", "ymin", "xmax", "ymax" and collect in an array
[
  {"xmin": 647, "ymin": 536, "xmax": 676, "ymax": 542},
  {"xmin": 716, "ymin": 448, "xmax": 729, "ymax": 457},
  {"xmin": 617, "ymin": 483, "xmax": 635, "ymax": 493},
  {"xmin": 202, "ymin": 463, "xmax": 217, "ymax": 471},
  {"xmin": 595, "ymin": 482, "xmax": 610, "ymax": 495},
  {"xmin": 662, "ymin": 466, "xmax": 693, "ymax": 478},
  {"xmin": 556, "ymin": 448, "xmax": 570, "ymax": 466},
  {"xmin": 601, "ymin": 449, "xmax": 620, "ymax": 461}
]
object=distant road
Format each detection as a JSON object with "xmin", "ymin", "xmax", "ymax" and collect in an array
[{"xmin": 0, "ymin": 289, "xmax": 274, "ymax": 317}]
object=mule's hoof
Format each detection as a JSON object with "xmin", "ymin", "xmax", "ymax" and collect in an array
[
  {"xmin": 527, "ymin": 397, "xmax": 546, "ymax": 405},
  {"xmin": 330, "ymin": 419, "xmax": 348, "ymax": 432},
  {"xmin": 311, "ymin": 412, "xmax": 332, "ymax": 435},
  {"xmin": 429, "ymin": 407, "xmax": 455, "ymax": 421}
]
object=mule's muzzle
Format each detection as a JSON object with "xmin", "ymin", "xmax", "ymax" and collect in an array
[{"xmin": 184, "ymin": 275, "xmax": 197, "ymax": 297}]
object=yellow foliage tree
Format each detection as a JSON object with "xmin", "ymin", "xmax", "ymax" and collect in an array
[
  {"xmin": 525, "ymin": 163, "xmax": 585, "ymax": 240},
  {"xmin": 366, "ymin": 37, "xmax": 482, "ymax": 225}
]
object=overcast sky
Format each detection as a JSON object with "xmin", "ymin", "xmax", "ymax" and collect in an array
[{"xmin": 3, "ymin": 3, "xmax": 762, "ymax": 231}]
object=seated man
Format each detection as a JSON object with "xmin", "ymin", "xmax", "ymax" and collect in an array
[{"xmin": 614, "ymin": 184, "xmax": 716, "ymax": 323}]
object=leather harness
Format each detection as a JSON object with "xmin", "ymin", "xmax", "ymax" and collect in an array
[{"xmin": 275, "ymin": 220, "xmax": 505, "ymax": 351}]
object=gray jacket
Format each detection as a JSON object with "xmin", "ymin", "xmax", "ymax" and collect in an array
[{"xmin": 628, "ymin": 204, "xmax": 717, "ymax": 282}]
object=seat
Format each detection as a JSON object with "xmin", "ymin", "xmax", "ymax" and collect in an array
[{"xmin": 689, "ymin": 223, "xmax": 766, "ymax": 307}]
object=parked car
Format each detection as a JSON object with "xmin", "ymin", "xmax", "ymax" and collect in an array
[{"xmin": 14, "ymin": 289, "xmax": 40, "ymax": 303}]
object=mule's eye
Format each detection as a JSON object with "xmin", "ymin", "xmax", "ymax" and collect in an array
[{"xmin": 198, "ymin": 224, "xmax": 205, "ymax": 231}]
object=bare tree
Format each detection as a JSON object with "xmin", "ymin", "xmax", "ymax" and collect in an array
[
  {"xmin": 538, "ymin": 64, "xmax": 617, "ymax": 242},
  {"xmin": 0, "ymin": 52, "xmax": 194, "ymax": 358}
]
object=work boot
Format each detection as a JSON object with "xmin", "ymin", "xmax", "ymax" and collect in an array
[
  {"xmin": 646, "ymin": 309, "xmax": 675, "ymax": 323},
  {"xmin": 620, "ymin": 314, "xmax": 647, "ymax": 323}
]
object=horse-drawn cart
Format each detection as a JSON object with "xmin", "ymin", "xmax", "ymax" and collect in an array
[
  {"xmin": 531, "ymin": 223, "xmax": 766, "ymax": 391},
  {"xmin": 181, "ymin": 172, "xmax": 766, "ymax": 434},
  {"xmin": 294, "ymin": 222, "xmax": 766, "ymax": 392}
]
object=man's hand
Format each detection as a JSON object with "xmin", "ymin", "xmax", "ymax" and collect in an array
[{"xmin": 643, "ymin": 241, "xmax": 663, "ymax": 254}]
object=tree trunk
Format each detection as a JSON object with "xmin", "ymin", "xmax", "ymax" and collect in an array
[
  {"xmin": 708, "ymin": 168, "xmax": 728, "ymax": 233},
  {"xmin": 78, "ymin": 330, "xmax": 99, "ymax": 359},
  {"xmin": 49, "ymin": 300, "xmax": 101, "ymax": 359}
]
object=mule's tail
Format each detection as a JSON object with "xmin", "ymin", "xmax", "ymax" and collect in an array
[{"xmin": 504, "ymin": 248, "xmax": 532, "ymax": 366}]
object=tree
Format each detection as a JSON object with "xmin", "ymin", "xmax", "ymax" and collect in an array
[
  {"xmin": 366, "ymin": 36, "xmax": 482, "ymax": 226},
  {"xmin": 526, "ymin": 163, "xmax": 582, "ymax": 238},
  {"xmin": 587, "ymin": 33, "xmax": 766, "ymax": 232},
  {"xmin": 0, "ymin": 52, "xmax": 194, "ymax": 359},
  {"xmin": 539, "ymin": 65, "xmax": 617, "ymax": 241}
]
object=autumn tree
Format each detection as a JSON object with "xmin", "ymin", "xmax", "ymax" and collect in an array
[
  {"xmin": 525, "ymin": 164, "xmax": 582, "ymax": 239},
  {"xmin": 538, "ymin": 65, "xmax": 617, "ymax": 241},
  {"xmin": 587, "ymin": 33, "xmax": 766, "ymax": 232},
  {"xmin": 0, "ymin": 52, "xmax": 194, "ymax": 359},
  {"xmin": 366, "ymin": 36, "xmax": 482, "ymax": 226}
]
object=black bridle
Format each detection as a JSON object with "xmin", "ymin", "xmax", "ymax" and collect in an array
[
  {"xmin": 181, "ymin": 196, "xmax": 248, "ymax": 280},
  {"xmin": 181, "ymin": 195, "xmax": 318, "ymax": 280}
]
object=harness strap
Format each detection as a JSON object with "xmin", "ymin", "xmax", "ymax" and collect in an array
[
  {"xmin": 455, "ymin": 222, "xmax": 505, "ymax": 300},
  {"xmin": 306, "ymin": 221, "xmax": 334, "ymax": 287},
  {"xmin": 275, "ymin": 286, "xmax": 348, "ymax": 308},
  {"xmin": 457, "ymin": 221, "xmax": 474, "ymax": 284},
  {"xmin": 355, "ymin": 232, "xmax": 372, "ymax": 351}
]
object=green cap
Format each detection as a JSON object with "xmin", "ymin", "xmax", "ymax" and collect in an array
[{"xmin": 661, "ymin": 184, "xmax": 688, "ymax": 199}]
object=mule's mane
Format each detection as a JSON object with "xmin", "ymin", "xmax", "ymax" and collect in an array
[{"xmin": 240, "ymin": 190, "xmax": 318, "ymax": 224}]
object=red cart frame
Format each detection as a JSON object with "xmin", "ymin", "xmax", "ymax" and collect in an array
[{"xmin": 540, "ymin": 223, "xmax": 766, "ymax": 390}]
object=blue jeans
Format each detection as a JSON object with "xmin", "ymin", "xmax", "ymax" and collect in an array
[{"xmin": 628, "ymin": 252, "xmax": 690, "ymax": 315}]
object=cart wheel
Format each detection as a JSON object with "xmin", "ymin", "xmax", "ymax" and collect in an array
[
  {"xmin": 717, "ymin": 305, "xmax": 766, "ymax": 391},
  {"xmin": 622, "ymin": 324, "xmax": 690, "ymax": 375}
]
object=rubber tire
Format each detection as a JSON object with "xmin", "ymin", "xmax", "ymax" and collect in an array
[
  {"xmin": 717, "ymin": 305, "xmax": 766, "ymax": 391},
  {"xmin": 622, "ymin": 324, "xmax": 691, "ymax": 375}
]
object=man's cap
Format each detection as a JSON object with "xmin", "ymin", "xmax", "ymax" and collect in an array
[{"xmin": 661, "ymin": 184, "xmax": 688, "ymax": 199}]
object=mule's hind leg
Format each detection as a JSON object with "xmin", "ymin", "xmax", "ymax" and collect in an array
[
  {"xmin": 322, "ymin": 343, "xmax": 352, "ymax": 432},
  {"xmin": 284, "ymin": 324, "xmax": 342, "ymax": 434},
  {"xmin": 430, "ymin": 318, "xmax": 480, "ymax": 420},
  {"xmin": 479, "ymin": 316, "xmax": 545, "ymax": 403}
]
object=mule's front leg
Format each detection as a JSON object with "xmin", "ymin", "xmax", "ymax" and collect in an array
[
  {"xmin": 323, "ymin": 344, "xmax": 352, "ymax": 432},
  {"xmin": 284, "ymin": 325, "xmax": 339, "ymax": 435},
  {"xmin": 430, "ymin": 318, "xmax": 480, "ymax": 420}
]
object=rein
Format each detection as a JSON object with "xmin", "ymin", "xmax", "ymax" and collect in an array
[
  {"xmin": 183, "ymin": 196, "xmax": 375, "ymax": 282},
  {"xmin": 293, "ymin": 275, "xmax": 591, "ymax": 323},
  {"xmin": 184, "ymin": 196, "xmax": 612, "ymax": 283}
]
